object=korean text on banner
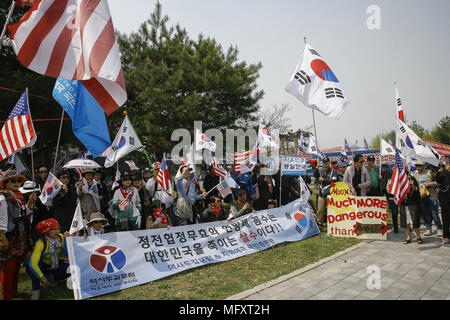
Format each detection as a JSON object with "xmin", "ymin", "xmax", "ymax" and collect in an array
[{"xmin": 66, "ymin": 199, "xmax": 319, "ymax": 300}]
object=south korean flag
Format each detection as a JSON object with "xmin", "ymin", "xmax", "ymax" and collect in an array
[{"xmin": 285, "ymin": 42, "xmax": 350, "ymax": 119}]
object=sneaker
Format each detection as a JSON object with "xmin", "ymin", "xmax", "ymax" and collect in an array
[
  {"xmin": 443, "ymin": 238, "xmax": 450, "ymax": 245},
  {"xmin": 437, "ymin": 229, "xmax": 443, "ymax": 237},
  {"xmin": 424, "ymin": 229, "xmax": 432, "ymax": 236}
]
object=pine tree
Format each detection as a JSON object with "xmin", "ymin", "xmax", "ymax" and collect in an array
[{"xmin": 115, "ymin": 2, "xmax": 264, "ymax": 159}]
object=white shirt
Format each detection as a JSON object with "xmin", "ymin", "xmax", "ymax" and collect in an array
[{"xmin": 0, "ymin": 195, "xmax": 7, "ymax": 232}]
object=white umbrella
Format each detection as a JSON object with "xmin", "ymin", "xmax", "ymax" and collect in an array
[{"xmin": 63, "ymin": 158, "xmax": 102, "ymax": 169}]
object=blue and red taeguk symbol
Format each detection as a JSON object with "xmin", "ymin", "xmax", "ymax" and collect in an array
[
  {"xmin": 90, "ymin": 246, "xmax": 127, "ymax": 274},
  {"xmin": 117, "ymin": 136, "xmax": 127, "ymax": 149},
  {"xmin": 310, "ymin": 59, "xmax": 339, "ymax": 83},
  {"xmin": 201, "ymin": 134, "xmax": 211, "ymax": 142},
  {"xmin": 294, "ymin": 213, "xmax": 308, "ymax": 228}
]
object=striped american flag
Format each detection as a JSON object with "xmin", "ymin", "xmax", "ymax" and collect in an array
[
  {"xmin": 217, "ymin": 180, "xmax": 231, "ymax": 198},
  {"xmin": 156, "ymin": 155, "xmax": 170, "ymax": 191},
  {"xmin": 7, "ymin": 0, "xmax": 126, "ymax": 115},
  {"xmin": 118, "ymin": 198, "xmax": 130, "ymax": 210},
  {"xmin": 388, "ymin": 148, "xmax": 410, "ymax": 205},
  {"xmin": 212, "ymin": 157, "xmax": 227, "ymax": 178},
  {"xmin": 0, "ymin": 90, "xmax": 36, "ymax": 161},
  {"xmin": 234, "ymin": 143, "xmax": 258, "ymax": 173}
]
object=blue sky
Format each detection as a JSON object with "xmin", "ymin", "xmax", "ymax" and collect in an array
[{"xmin": 108, "ymin": 0, "xmax": 450, "ymax": 148}]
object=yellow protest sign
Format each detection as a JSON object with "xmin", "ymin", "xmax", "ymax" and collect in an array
[{"xmin": 326, "ymin": 182, "xmax": 388, "ymax": 240}]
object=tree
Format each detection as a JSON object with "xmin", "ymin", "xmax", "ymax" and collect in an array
[
  {"xmin": 370, "ymin": 130, "xmax": 395, "ymax": 149},
  {"xmin": 116, "ymin": 2, "xmax": 264, "ymax": 159},
  {"xmin": 255, "ymin": 103, "xmax": 292, "ymax": 135},
  {"xmin": 428, "ymin": 116, "xmax": 450, "ymax": 145}
]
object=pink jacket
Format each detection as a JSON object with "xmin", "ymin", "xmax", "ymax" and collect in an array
[{"xmin": 343, "ymin": 165, "xmax": 371, "ymax": 196}]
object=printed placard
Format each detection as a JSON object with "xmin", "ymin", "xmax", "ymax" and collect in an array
[
  {"xmin": 327, "ymin": 182, "xmax": 388, "ymax": 240},
  {"xmin": 67, "ymin": 199, "xmax": 319, "ymax": 300}
]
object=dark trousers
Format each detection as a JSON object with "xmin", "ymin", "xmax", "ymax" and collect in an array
[
  {"xmin": 367, "ymin": 186, "xmax": 381, "ymax": 196},
  {"xmin": 388, "ymin": 198, "xmax": 399, "ymax": 229},
  {"xmin": 27, "ymin": 260, "xmax": 70, "ymax": 291},
  {"xmin": 441, "ymin": 200, "xmax": 450, "ymax": 239}
]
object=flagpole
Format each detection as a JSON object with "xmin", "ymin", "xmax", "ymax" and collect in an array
[
  {"xmin": 312, "ymin": 109, "xmax": 319, "ymax": 156},
  {"xmin": 0, "ymin": 1, "xmax": 15, "ymax": 49},
  {"xmin": 140, "ymin": 147, "xmax": 155, "ymax": 170},
  {"xmin": 52, "ymin": 109, "xmax": 65, "ymax": 174}
]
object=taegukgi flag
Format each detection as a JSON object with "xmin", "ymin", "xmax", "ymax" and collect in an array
[
  {"xmin": 395, "ymin": 119, "xmax": 439, "ymax": 167},
  {"xmin": 195, "ymin": 129, "xmax": 216, "ymax": 152},
  {"xmin": 285, "ymin": 42, "xmax": 350, "ymax": 119},
  {"xmin": 104, "ymin": 115, "xmax": 143, "ymax": 168}
]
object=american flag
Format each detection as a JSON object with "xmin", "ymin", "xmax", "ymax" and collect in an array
[
  {"xmin": 234, "ymin": 143, "xmax": 258, "ymax": 173},
  {"xmin": 0, "ymin": 90, "xmax": 36, "ymax": 161},
  {"xmin": 217, "ymin": 180, "xmax": 232, "ymax": 198},
  {"xmin": 118, "ymin": 198, "xmax": 130, "ymax": 210},
  {"xmin": 7, "ymin": 0, "xmax": 126, "ymax": 115},
  {"xmin": 156, "ymin": 155, "xmax": 170, "ymax": 191},
  {"xmin": 388, "ymin": 148, "xmax": 410, "ymax": 205},
  {"xmin": 212, "ymin": 156, "xmax": 227, "ymax": 178}
]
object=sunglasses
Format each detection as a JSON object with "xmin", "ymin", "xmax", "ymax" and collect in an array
[
  {"xmin": 7, "ymin": 178, "xmax": 22, "ymax": 184},
  {"xmin": 39, "ymin": 170, "xmax": 48, "ymax": 173}
]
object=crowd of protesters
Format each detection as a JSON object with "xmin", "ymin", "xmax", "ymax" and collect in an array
[{"xmin": 0, "ymin": 152, "xmax": 449, "ymax": 300}]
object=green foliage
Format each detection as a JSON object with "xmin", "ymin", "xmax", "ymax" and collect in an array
[
  {"xmin": 115, "ymin": 2, "xmax": 264, "ymax": 159},
  {"xmin": 370, "ymin": 130, "xmax": 395, "ymax": 149}
]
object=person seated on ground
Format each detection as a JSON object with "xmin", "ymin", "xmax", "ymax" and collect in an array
[
  {"xmin": 227, "ymin": 189, "xmax": 255, "ymax": 221},
  {"xmin": 267, "ymin": 199, "xmax": 276, "ymax": 209},
  {"xmin": 27, "ymin": 218, "xmax": 70, "ymax": 300},
  {"xmin": 146, "ymin": 200, "xmax": 171, "ymax": 229},
  {"xmin": 201, "ymin": 196, "xmax": 227, "ymax": 222},
  {"xmin": 86, "ymin": 212, "xmax": 108, "ymax": 236}
]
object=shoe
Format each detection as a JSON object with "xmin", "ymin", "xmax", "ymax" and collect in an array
[
  {"xmin": 417, "ymin": 237, "xmax": 423, "ymax": 244},
  {"xmin": 424, "ymin": 230, "xmax": 432, "ymax": 236},
  {"xmin": 393, "ymin": 227, "xmax": 399, "ymax": 233},
  {"xmin": 437, "ymin": 229, "xmax": 443, "ymax": 237},
  {"xmin": 443, "ymin": 238, "xmax": 450, "ymax": 245},
  {"xmin": 403, "ymin": 239, "xmax": 411, "ymax": 244}
]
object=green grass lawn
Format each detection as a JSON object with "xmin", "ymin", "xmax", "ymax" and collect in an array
[{"xmin": 12, "ymin": 225, "xmax": 362, "ymax": 300}]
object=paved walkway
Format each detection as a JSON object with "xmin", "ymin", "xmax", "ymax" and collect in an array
[{"xmin": 227, "ymin": 227, "xmax": 450, "ymax": 300}]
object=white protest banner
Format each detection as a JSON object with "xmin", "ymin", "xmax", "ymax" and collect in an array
[
  {"xmin": 66, "ymin": 199, "xmax": 319, "ymax": 300},
  {"xmin": 326, "ymin": 182, "xmax": 388, "ymax": 240},
  {"xmin": 281, "ymin": 155, "xmax": 307, "ymax": 176}
]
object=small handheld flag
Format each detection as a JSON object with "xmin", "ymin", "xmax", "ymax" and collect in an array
[{"xmin": 0, "ymin": 89, "xmax": 36, "ymax": 161}]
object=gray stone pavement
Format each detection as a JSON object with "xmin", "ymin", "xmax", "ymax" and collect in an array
[{"xmin": 227, "ymin": 226, "xmax": 450, "ymax": 300}]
